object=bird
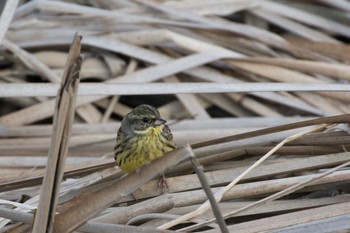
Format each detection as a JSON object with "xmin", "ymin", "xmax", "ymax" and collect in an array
[{"xmin": 114, "ymin": 104, "xmax": 176, "ymax": 189}]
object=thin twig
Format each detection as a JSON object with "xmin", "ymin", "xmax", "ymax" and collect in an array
[
  {"xmin": 188, "ymin": 145, "xmax": 228, "ymax": 233},
  {"xmin": 180, "ymin": 154, "xmax": 350, "ymax": 232},
  {"xmin": 158, "ymin": 124, "xmax": 328, "ymax": 230}
]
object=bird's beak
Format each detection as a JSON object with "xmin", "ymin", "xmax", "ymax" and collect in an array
[{"xmin": 154, "ymin": 117, "xmax": 167, "ymax": 126}]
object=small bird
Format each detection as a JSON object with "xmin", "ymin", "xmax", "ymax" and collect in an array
[{"xmin": 114, "ymin": 104, "xmax": 176, "ymax": 185}]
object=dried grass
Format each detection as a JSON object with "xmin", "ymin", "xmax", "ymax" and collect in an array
[{"xmin": 1, "ymin": 0, "xmax": 350, "ymax": 232}]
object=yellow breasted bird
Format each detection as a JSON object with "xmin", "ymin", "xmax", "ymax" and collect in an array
[{"xmin": 114, "ymin": 104, "xmax": 176, "ymax": 178}]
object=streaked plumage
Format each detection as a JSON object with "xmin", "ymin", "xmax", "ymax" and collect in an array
[{"xmin": 114, "ymin": 104, "xmax": 176, "ymax": 173}]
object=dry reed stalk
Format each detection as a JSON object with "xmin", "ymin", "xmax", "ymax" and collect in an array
[
  {"xmin": 100, "ymin": 58, "xmax": 136, "ymax": 123},
  {"xmin": 53, "ymin": 146, "xmax": 192, "ymax": 233},
  {"xmin": 32, "ymin": 34, "xmax": 82, "ymax": 233},
  {"xmin": 249, "ymin": 10, "xmax": 339, "ymax": 43},
  {"xmin": 0, "ymin": 116, "xmax": 314, "ymax": 138},
  {"xmin": 238, "ymin": 57, "xmax": 350, "ymax": 80},
  {"xmin": 92, "ymin": 170, "xmax": 350, "ymax": 225},
  {"xmin": 2, "ymin": 82, "xmax": 350, "ymax": 97},
  {"xmin": 192, "ymin": 114, "xmax": 350, "ymax": 149},
  {"xmin": 0, "ymin": 158, "xmax": 114, "ymax": 192},
  {"xmin": 0, "ymin": 207, "xmax": 173, "ymax": 233},
  {"xmin": 0, "ymin": 167, "xmax": 119, "ymax": 229},
  {"xmin": 158, "ymin": 124, "xmax": 328, "ymax": 230},
  {"xmin": 181, "ymin": 159, "xmax": 350, "ymax": 232},
  {"xmin": 95, "ymin": 151, "xmax": 350, "ymax": 205},
  {"xmin": 286, "ymin": 38, "xmax": 350, "ymax": 61},
  {"xmin": 203, "ymin": 202, "xmax": 350, "ymax": 233},
  {"xmin": 188, "ymin": 148, "xmax": 228, "ymax": 232},
  {"xmin": 1, "ymin": 1, "xmax": 350, "ymax": 232},
  {"xmin": 168, "ymin": 195, "xmax": 350, "ymax": 219},
  {"xmin": 258, "ymin": 1, "xmax": 350, "ymax": 38},
  {"xmin": 0, "ymin": 1, "xmax": 19, "ymax": 45}
]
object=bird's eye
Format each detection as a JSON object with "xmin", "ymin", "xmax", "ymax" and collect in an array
[{"xmin": 142, "ymin": 117, "xmax": 151, "ymax": 123}]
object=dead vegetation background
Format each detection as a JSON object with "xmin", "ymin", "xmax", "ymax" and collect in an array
[{"xmin": 1, "ymin": 0, "xmax": 350, "ymax": 232}]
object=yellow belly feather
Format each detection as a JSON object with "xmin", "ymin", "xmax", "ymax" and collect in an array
[{"xmin": 117, "ymin": 125, "xmax": 173, "ymax": 172}]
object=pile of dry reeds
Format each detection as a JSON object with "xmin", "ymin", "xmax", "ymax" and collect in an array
[{"xmin": 1, "ymin": 0, "xmax": 350, "ymax": 232}]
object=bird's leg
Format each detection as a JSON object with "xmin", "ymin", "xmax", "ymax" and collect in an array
[
  {"xmin": 156, "ymin": 173, "xmax": 169, "ymax": 193},
  {"xmin": 130, "ymin": 169, "xmax": 141, "ymax": 200}
]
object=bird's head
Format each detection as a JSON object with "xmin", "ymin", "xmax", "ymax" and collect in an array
[{"xmin": 121, "ymin": 104, "xmax": 167, "ymax": 135}]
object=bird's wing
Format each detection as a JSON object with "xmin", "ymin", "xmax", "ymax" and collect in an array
[
  {"xmin": 162, "ymin": 125, "xmax": 176, "ymax": 149},
  {"xmin": 114, "ymin": 127, "xmax": 124, "ymax": 160}
]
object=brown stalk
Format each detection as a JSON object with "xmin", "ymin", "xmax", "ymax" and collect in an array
[
  {"xmin": 188, "ymin": 148, "xmax": 228, "ymax": 233},
  {"xmin": 204, "ymin": 202, "xmax": 350, "ymax": 233},
  {"xmin": 91, "ymin": 170, "xmax": 350, "ymax": 225},
  {"xmin": 0, "ymin": 207, "xmax": 172, "ymax": 233},
  {"xmin": 0, "ymin": 159, "xmax": 115, "ymax": 192},
  {"xmin": 192, "ymin": 114, "xmax": 350, "ymax": 148},
  {"xmin": 32, "ymin": 34, "xmax": 83, "ymax": 233},
  {"xmin": 52, "ymin": 146, "xmax": 192, "ymax": 233},
  {"xmin": 181, "ymin": 159, "xmax": 350, "ymax": 232},
  {"xmin": 3, "ymin": 1, "xmax": 350, "ymax": 232}
]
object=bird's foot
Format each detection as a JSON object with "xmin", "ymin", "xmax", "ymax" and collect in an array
[{"xmin": 156, "ymin": 173, "xmax": 169, "ymax": 193}]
